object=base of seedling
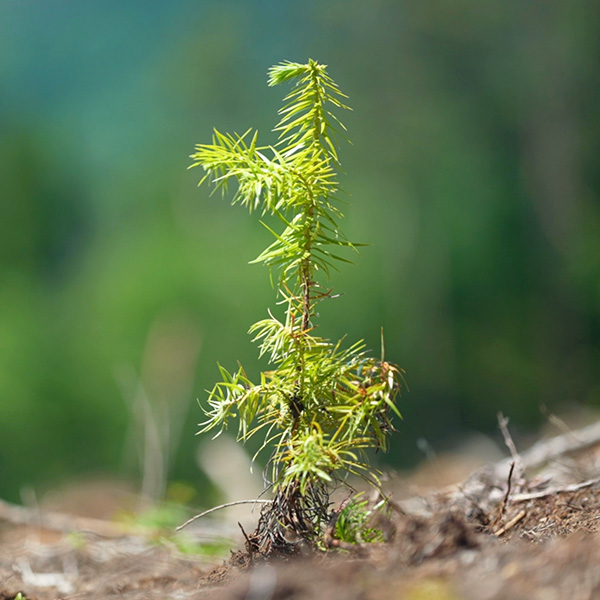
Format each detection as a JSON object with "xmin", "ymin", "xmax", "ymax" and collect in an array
[{"xmin": 241, "ymin": 482, "xmax": 332, "ymax": 558}]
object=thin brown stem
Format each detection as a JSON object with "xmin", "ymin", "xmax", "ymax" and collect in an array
[
  {"xmin": 301, "ymin": 264, "xmax": 311, "ymax": 331},
  {"xmin": 292, "ymin": 170, "xmax": 316, "ymax": 333}
]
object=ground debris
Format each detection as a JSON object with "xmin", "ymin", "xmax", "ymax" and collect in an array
[
  {"xmin": 3, "ymin": 418, "xmax": 600, "ymax": 599},
  {"xmin": 0, "ymin": 538, "xmax": 211, "ymax": 600}
]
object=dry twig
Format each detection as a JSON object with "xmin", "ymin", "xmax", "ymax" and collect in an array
[
  {"xmin": 497, "ymin": 412, "xmax": 525, "ymax": 483},
  {"xmin": 517, "ymin": 420, "xmax": 600, "ymax": 473},
  {"xmin": 496, "ymin": 461, "xmax": 515, "ymax": 524},
  {"xmin": 176, "ymin": 499, "xmax": 272, "ymax": 531},
  {"xmin": 494, "ymin": 510, "xmax": 526, "ymax": 537},
  {"xmin": 511, "ymin": 476, "xmax": 600, "ymax": 503}
]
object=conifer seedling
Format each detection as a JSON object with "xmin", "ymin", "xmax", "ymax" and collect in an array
[{"xmin": 190, "ymin": 59, "xmax": 404, "ymax": 554}]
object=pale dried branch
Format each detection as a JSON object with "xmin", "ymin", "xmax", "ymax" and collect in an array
[
  {"xmin": 516, "ymin": 419, "xmax": 600, "ymax": 473},
  {"xmin": 494, "ymin": 509, "xmax": 526, "ymax": 537},
  {"xmin": 497, "ymin": 412, "xmax": 525, "ymax": 482},
  {"xmin": 176, "ymin": 499, "xmax": 273, "ymax": 531},
  {"xmin": 476, "ymin": 418, "xmax": 600, "ymax": 494},
  {"xmin": 510, "ymin": 476, "xmax": 600, "ymax": 503}
]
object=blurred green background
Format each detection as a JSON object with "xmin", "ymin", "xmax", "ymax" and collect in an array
[{"xmin": 1, "ymin": 0, "xmax": 599, "ymax": 505}]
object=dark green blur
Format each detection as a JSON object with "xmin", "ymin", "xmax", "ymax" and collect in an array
[{"xmin": 1, "ymin": 1, "xmax": 599, "ymax": 502}]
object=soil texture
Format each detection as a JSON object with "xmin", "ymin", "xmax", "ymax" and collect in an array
[{"xmin": 3, "ymin": 419, "xmax": 600, "ymax": 599}]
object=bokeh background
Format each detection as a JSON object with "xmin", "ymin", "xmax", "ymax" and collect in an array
[{"xmin": 2, "ymin": 1, "xmax": 599, "ymax": 507}]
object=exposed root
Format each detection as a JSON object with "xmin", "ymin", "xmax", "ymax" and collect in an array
[{"xmin": 245, "ymin": 481, "xmax": 332, "ymax": 558}]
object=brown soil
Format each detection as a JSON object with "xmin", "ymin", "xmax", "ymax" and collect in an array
[{"xmin": 3, "ymin": 423, "xmax": 600, "ymax": 600}]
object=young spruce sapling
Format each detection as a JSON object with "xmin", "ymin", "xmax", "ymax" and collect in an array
[{"xmin": 190, "ymin": 59, "xmax": 405, "ymax": 554}]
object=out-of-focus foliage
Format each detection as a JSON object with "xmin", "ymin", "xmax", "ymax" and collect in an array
[{"xmin": 0, "ymin": 0, "xmax": 599, "ymax": 502}]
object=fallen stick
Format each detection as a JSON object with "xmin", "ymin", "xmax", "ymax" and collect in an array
[
  {"xmin": 494, "ymin": 509, "xmax": 526, "ymax": 537},
  {"xmin": 462, "ymin": 418, "xmax": 600, "ymax": 498},
  {"xmin": 511, "ymin": 419, "xmax": 600, "ymax": 473},
  {"xmin": 510, "ymin": 476, "xmax": 600, "ymax": 503}
]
